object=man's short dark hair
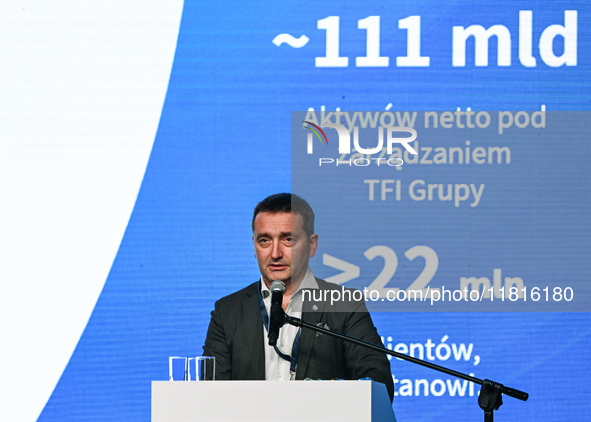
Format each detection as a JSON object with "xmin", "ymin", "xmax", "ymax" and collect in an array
[{"xmin": 252, "ymin": 193, "xmax": 315, "ymax": 237}]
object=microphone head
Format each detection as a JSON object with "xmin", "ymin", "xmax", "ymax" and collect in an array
[{"xmin": 269, "ymin": 280, "xmax": 286, "ymax": 293}]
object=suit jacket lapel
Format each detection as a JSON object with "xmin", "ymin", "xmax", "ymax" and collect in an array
[
  {"xmin": 295, "ymin": 285, "xmax": 326, "ymax": 379},
  {"xmin": 242, "ymin": 283, "xmax": 265, "ymax": 380}
]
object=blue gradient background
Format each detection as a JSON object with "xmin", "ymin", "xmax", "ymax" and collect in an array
[{"xmin": 39, "ymin": 1, "xmax": 591, "ymax": 421}]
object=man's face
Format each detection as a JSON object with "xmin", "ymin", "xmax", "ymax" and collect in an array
[{"xmin": 252, "ymin": 211, "xmax": 318, "ymax": 288}]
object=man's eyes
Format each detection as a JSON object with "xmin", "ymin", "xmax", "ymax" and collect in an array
[{"xmin": 257, "ymin": 236, "xmax": 295, "ymax": 246}]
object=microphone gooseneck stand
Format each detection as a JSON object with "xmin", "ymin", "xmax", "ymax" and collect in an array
[{"xmin": 274, "ymin": 311, "xmax": 528, "ymax": 422}]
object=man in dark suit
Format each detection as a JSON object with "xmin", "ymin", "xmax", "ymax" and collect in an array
[{"xmin": 203, "ymin": 193, "xmax": 394, "ymax": 401}]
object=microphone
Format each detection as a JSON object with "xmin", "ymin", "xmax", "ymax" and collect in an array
[{"xmin": 268, "ymin": 280, "xmax": 286, "ymax": 346}]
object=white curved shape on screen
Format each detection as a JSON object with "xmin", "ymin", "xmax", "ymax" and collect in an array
[
  {"xmin": 0, "ymin": 1, "xmax": 184, "ymax": 420},
  {"xmin": 272, "ymin": 34, "xmax": 310, "ymax": 48}
]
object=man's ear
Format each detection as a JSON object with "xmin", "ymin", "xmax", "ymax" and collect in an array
[
  {"xmin": 309, "ymin": 233, "xmax": 319, "ymax": 257},
  {"xmin": 252, "ymin": 235, "xmax": 257, "ymax": 258}
]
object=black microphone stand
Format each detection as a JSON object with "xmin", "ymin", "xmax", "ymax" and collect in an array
[{"xmin": 274, "ymin": 311, "xmax": 528, "ymax": 422}]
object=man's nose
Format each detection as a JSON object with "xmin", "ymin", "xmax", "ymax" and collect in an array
[{"xmin": 270, "ymin": 241, "xmax": 283, "ymax": 259}]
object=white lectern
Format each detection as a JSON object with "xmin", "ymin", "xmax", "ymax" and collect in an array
[{"xmin": 152, "ymin": 380, "xmax": 396, "ymax": 422}]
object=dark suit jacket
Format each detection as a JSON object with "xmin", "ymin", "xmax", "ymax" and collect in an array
[{"xmin": 203, "ymin": 278, "xmax": 394, "ymax": 401}]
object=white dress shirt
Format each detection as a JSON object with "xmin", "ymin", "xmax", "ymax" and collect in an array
[{"xmin": 260, "ymin": 267, "xmax": 319, "ymax": 381}]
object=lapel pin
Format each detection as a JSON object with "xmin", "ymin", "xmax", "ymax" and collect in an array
[{"xmin": 315, "ymin": 322, "xmax": 330, "ymax": 337}]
